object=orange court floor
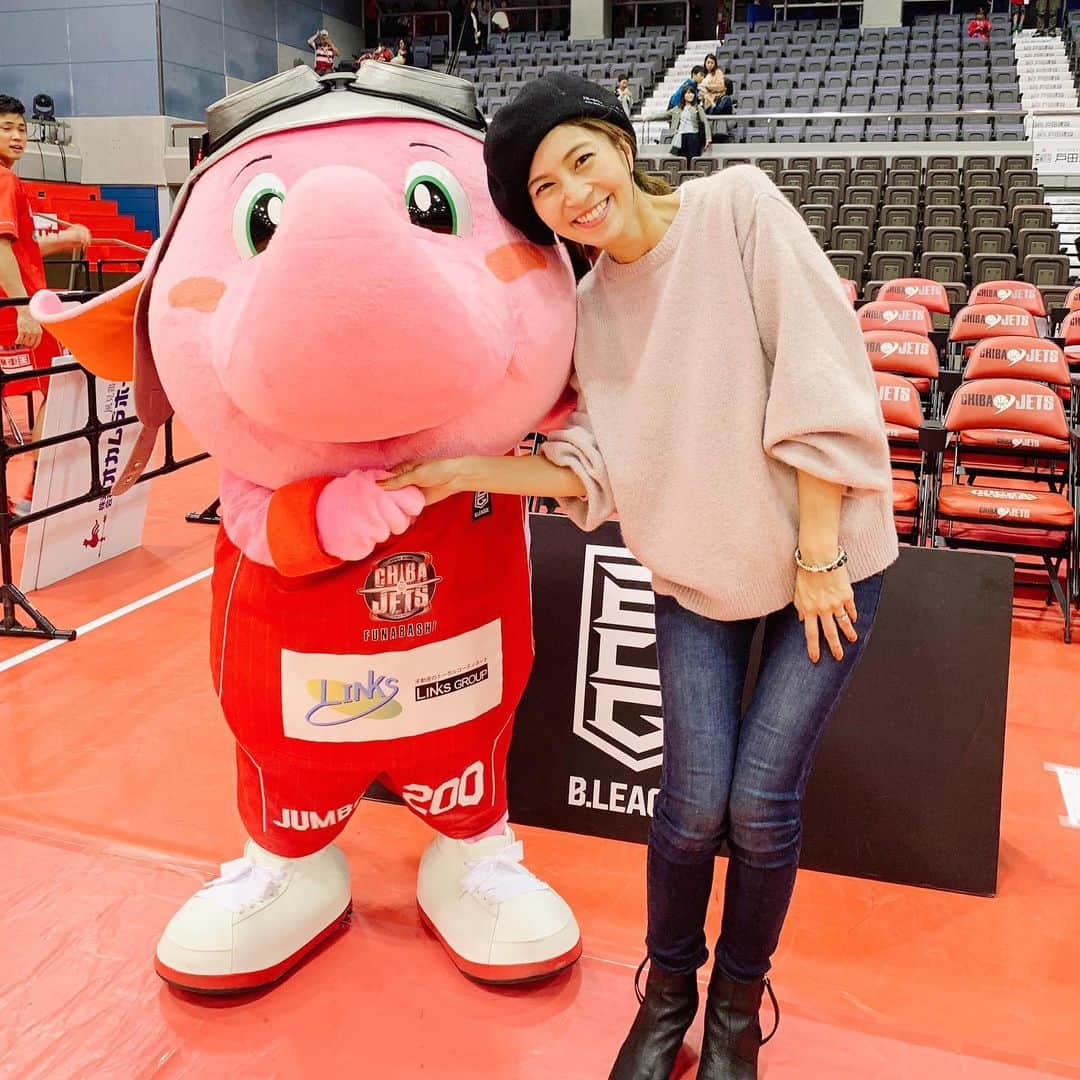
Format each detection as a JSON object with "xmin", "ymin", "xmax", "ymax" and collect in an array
[{"xmin": 1, "ymin": 422, "xmax": 1079, "ymax": 1080}]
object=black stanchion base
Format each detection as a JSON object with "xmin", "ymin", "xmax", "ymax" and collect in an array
[
  {"xmin": 185, "ymin": 498, "xmax": 221, "ymax": 526},
  {"xmin": 0, "ymin": 584, "xmax": 76, "ymax": 640}
]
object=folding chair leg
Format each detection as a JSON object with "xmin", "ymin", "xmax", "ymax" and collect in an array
[{"xmin": 1043, "ymin": 555, "xmax": 1072, "ymax": 643}]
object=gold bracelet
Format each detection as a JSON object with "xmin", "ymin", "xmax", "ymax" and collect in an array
[{"xmin": 794, "ymin": 546, "xmax": 848, "ymax": 573}]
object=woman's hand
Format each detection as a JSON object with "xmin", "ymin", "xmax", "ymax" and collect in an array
[
  {"xmin": 378, "ymin": 457, "xmax": 475, "ymax": 506},
  {"xmin": 793, "ymin": 564, "xmax": 858, "ymax": 664}
]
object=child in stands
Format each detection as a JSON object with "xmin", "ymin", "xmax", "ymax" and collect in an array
[
  {"xmin": 967, "ymin": 8, "xmax": 992, "ymax": 41},
  {"xmin": 383, "ymin": 74, "xmax": 897, "ymax": 1079},
  {"xmin": 307, "ymin": 30, "xmax": 340, "ymax": 74},
  {"xmin": 667, "ymin": 85, "xmax": 711, "ymax": 165}
]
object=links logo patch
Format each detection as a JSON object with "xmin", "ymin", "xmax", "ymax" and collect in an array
[
  {"xmin": 572, "ymin": 545, "xmax": 662, "ymax": 773},
  {"xmin": 358, "ymin": 552, "xmax": 442, "ymax": 622},
  {"xmin": 304, "ymin": 674, "xmax": 402, "ymax": 726}
]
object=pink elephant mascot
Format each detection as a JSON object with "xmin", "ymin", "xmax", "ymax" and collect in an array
[{"xmin": 32, "ymin": 63, "xmax": 581, "ymax": 993}]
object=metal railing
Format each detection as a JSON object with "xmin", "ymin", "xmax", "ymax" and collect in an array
[
  {"xmin": 1, "ymin": 292, "xmax": 208, "ymax": 641},
  {"xmin": 378, "ymin": 8, "xmax": 453, "ymax": 44},
  {"xmin": 766, "ymin": 0, "xmax": 863, "ymax": 19},
  {"xmin": 169, "ymin": 121, "xmax": 206, "ymax": 148},
  {"xmin": 613, "ymin": 0, "xmax": 691, "ymax": 39},
  {"xmin": 636, "ymin": 105, "xmax": 1037, "ymax": 143},
  {"xmin": 485, "ymin": 3, "xmax": 570, "ymax": 36}
]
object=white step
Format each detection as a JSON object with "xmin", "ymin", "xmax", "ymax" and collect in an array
[{"xmin": 1013, "ymin": 28, "xmax": 1080, "ymax": 109}]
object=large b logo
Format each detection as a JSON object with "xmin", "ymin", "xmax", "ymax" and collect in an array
[{"xmin": 572, "ymin": 545, "xmax": 663, "ymax": 773}]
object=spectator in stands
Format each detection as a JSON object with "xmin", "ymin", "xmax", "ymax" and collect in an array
[
  {"xmin": 616, "ymin": 75, "xmax": 634, "ymax": 118},
  {"xmin": 1035, "ymin": 0, "xmax": 1060, "ymax": 35},
  {"xmin": 657, "ymin": 84, "xmax": 712, "ymax": 165},
  {"xmin": 701, "ymin": 53, "xmax": 734, "ymax": 115},
  {"xmin": 307, "ymin": 29, "xmax": 341, "ymax": 74},
  {"xmin": 390, "ymin": 73, "xmax": 896, "ymax": 1080},
  {"xmin": 390, "ymin": 38, "xmax": 411, "ymax": 65},
  {"xmin": 365, "ymin": 0, "xmax": 380, "ymax": 44},
  {"xmin": 668, "ymin": 64, "xmax": 707, "ymax": 110},
  {"xmin": 967, "ymin": 8, "xmax": 991, "ymax": 42},
  {"xmin": 457, "ymin": 0, "xmax": 485, "ymax": 55},
  {"xmin": 1011, "ymin": 0, "xmax": 1028, "ymax": 34},
  {"xmin": 0, "ymin": 96, "xmax": 91, "ymax": 359},
  {"xmin": 361, "ymin": 40, "xmax": 394, "ymax": 62},
  {"xmin": 490, "ymin": 4, "xmax": 511, "ymax": 33}
]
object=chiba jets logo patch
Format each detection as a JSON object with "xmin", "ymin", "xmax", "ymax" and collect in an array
[{"xmin": 357, "ymin": 552, "xmax": 443, "ymax": 622}]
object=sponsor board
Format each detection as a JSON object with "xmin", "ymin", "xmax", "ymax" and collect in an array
[
  {"xmin": 281, "ymin": 619, "xmax": 503, "ymax": 743},
  {"xmin": 20, "ymin": 359, "xmax": 150, "ymax": 591},
  {"xmin": 507, "ymin": 516, "xmax": 1012, "ymax": 895}
]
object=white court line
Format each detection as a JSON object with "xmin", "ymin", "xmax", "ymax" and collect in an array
[{"xmin": 0, "ymin": 567, "xmax": 212, "ymax": 675}]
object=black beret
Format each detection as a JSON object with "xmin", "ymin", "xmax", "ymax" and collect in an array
[{"xmin": 484, "ymin": 73, "xmax": 637, "ymax": 245}]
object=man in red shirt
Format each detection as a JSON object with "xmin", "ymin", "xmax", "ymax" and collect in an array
[
  {"xmin": 1, "ymin": 95, "xmax": 91, "ymax": 512},
  {"xmin": 0, "ymin": 95, "xmax": 91, "ymax": 363}
]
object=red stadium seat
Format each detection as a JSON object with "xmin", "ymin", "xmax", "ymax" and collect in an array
[
  {"xmin": 858, "ymin": 300, "xmax": 934, "ymax": 336},
  {"xmin": 875, "ymin": 371, "xmax": 929, "ymax": 542},
  {"xmin": 968, "ymin": 280, "xmax": 1047, "ymax": 318},
  {"xmin": 929, "ymin": 373, "xmax": 1077, "ymax": 641},
  {"xmin": 874, "ymin": 278, "xmax": 951, "ymax": 315}
]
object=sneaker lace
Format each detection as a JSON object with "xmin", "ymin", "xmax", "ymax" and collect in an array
[
  {"xmin": 461, "ymin": 840, "xmax": 549, "ymax": 904},
  {"xmin": 195, "ymin": 856, "xmax": 287, "ymax": 914}
]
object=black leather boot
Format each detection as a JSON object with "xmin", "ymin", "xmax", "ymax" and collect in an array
[
  {"xmin": 695, "ymin": 966, "xmax": 779, "ymax": 1079},
  {"xmin": 609, "ymin": 958, "xmax": 700, "ymax": 1080}
]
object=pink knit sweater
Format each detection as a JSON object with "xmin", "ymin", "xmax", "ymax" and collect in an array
[{"xmin": 542, "ymin": 166, "xmax": 899, "ymax": 621}]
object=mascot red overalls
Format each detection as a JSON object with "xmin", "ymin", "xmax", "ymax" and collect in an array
[{"xmin": 31, "ymin": 63, "xmax": 581, "ymax": 993}]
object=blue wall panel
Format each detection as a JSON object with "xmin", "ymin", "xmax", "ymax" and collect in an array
[
  {"xmin": 72, "ymin": 60, "xmax": 161, "ymax": 115},
  {"xmin": 2, "ymin": 0, "xmax": 363, "ymax": 119},
  {"xmin": 160, "ymin": 6, "xmax": 226, "ymax": 74},
  {"xmin": 160, "ymin": 0, "xmax": 226, "ymax": 21},
  {"xmin": 224, "ymin": 27, "xmax": 279, "ymax": 82},
  {"xmin": 0, "ymin": 11, "xmax": 71, "ymax": 65},
  {"xmin": 163, "ymin": 61, "xmax": 227, "ymax": 120},
  {"xmin": 224, "ymin": 0, "xmax": 275, "ymax": 35},
  {"xmin": 0, "ymin": 65, "xmax": 74, "ymax": 117},
  {"xmin": 276, "ymin": 0, "xmax": 324, "ymax": 51},
  {"xmin": 67, "ymin": 4, "xmax": 159, "ymax": 64}
]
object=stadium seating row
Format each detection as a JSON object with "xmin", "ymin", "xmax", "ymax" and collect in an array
[
  {"xmin": 632, "ymin": 155, "xmax": 1073, "ymax": 299},
  {"xmin": 858, "ymin": 281, "xmax": 1080, "ymax": 640}
]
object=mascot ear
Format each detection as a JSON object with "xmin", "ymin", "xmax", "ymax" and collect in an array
[
  {"xmin": 29, "ymin": 267, "xmax": 146, "ymax": 382},
  {"xmin": 29, "ymin": 237, "xmax": 164, "ymax": 383}
]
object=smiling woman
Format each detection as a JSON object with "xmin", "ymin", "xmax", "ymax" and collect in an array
[{"xmin": 386, "ymin": 72, "xmax": 900, "ymax": 1080}]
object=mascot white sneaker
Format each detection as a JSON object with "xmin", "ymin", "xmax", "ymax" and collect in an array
[
  {"xmin": 418, "ymin": 828, "xmax": 581, "ymax": 982},
  {"xmin": 33, "ymin": 63, "xmax": 582, "ymax": 993},
  {"xmin": 156, "ymin": 843, "xmax": 352, "ymax": 992}
]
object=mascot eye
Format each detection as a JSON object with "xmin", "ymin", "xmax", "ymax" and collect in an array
[
  {"xmin": 404, "ymin": 161, "xmax": 472, "ymax": 237},
  {"xmin": 233, "ymin": 173, "xmax": 286, "ymax": 257}
]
